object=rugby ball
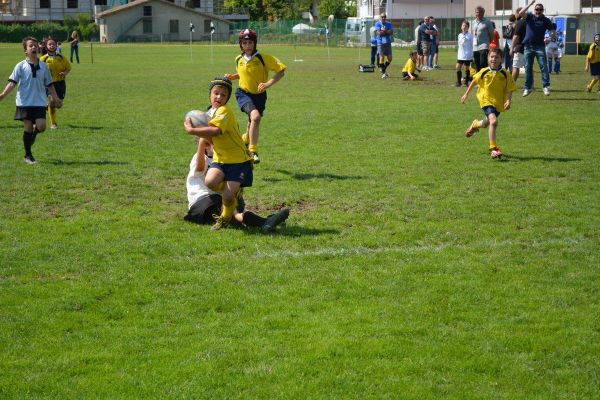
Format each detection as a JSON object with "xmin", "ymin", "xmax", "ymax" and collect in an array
[{"xmin": 185, "ymin": 110, "xmax": 209, "ymax": 127}]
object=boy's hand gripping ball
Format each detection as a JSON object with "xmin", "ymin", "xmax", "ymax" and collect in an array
[{"xmin": 185, "ymin": 110, "xmax": 209, "ymax": 127}]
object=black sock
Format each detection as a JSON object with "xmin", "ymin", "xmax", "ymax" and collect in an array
[
  {"xmin": 242, "ymin": 211, "xmax": 266, "ymax": 228},
  {"xmin": 465, "ymin": 71, "xmax": 471, "ymax": 82},
  {"xmin": 23, "ymin": 131, "xmax": 34, "ymax": 156},
  {"xmin": 31, "ymin": 127, "xmax": 40, "ymax": 145},
  {"xmin": 383, "ymin": 61, "xmax": 390, "ymax": 73},
  {"xmin": 457, "ymin": 70, "xmax": 462, "ymax": 84}
]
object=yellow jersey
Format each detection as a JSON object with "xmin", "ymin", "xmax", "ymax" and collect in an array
[
  {"xmin": 208, "ymin": 104, "xmax": 251, "ymax": 164},
  {"xmin": 402, "ymin": 58, "xmax": 417, "ymax": 74},
  {"xmin": 587, "ymin": 43, "xmax": 600, "ymax": 64},
  {"xmin": 235, "ymin": 52, "xmax": 286, "ymax": 94},
  {"xmin": 472, "ymin": 67, "xmax": 517, "ymax": 112},
  {"xmin": 39, "ymin": 53, "xmax": 71, "ymax": 82}
]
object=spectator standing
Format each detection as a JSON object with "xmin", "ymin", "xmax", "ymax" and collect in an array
[
  {"xmin": 70, "ymin": 31, "xmax": 80, "ymax": 64},
  {"xmin": 419, "ymin": 16, "xmax": 436, "ymax": 71},
  {"xmin": 429, "ymin": 17, "xmax": 440, "ymax": 69},
  {"xmin": 472, "ymin": 6, "xmax": 495, "ymax": 73},
  {"xmin": 502, "ymin": 15, "xmax": 516, "ymax": 69},
  {"xmin": 545, "ymin": 30, "xmax": 561, "ymax": 73},
  {"xmin": 518, "ymin": 1, "xmax": 555, "ymax": 97},
  {"xmin": 375, "ymin": 13, "xmax": 394, "ymax": 78},
  {"xmin": 415, "ymin": 20, "xmax": 424, "ymax": 70},
  {"xmin": 510, "ymin": 3, "xmax": 533, "ymax": 83},
  {"xmin": 456, "ymin": 20, "xmax": 474, "ymax": 87}
]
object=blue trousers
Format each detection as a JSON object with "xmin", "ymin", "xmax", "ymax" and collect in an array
[{"xmin": 524, "ymin": 44, "xmax": 550, "ymax": 90}]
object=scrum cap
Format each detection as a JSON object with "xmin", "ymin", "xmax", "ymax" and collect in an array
[{"xmin": 208, "ymin": 76, "xmax": 233, "ymax": 103}]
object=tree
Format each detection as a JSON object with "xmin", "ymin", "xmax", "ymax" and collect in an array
[
  {"xmin": 318, "ymin": 0, "xmax": 356, "ymax": 19},
  {"xmin": 64, "ymin": 13, "xmax": 99, "ymax": 41}
]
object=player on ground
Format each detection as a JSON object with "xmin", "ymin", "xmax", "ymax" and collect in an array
[{"xmin": 224, "ymin": 29, "xmax": 286, "ymax": 164}]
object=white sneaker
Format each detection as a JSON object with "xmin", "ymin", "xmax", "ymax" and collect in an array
[
  {"xmin": 381, "ymin": 73, "xmax": 387, "ymax": 79},
  {"xmin": 50, "ymin": 124, "xmax": 57, "ymax": 129},
  {"xmin": 522, "ymin": 89, "xmax": 532, "ymax": 97},
  {"xmin": 543, "ymin": 87, "xmax": 550, "ymax": 96}
]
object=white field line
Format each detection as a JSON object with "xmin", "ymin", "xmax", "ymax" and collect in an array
[{"xmin": 254, "ymin": 237, "xmax": 591, "ymax": 260}]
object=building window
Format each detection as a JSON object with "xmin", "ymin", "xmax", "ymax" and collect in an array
[
  {"xmin": 143, "ymin": 19, "xmax": 152, "ymax": 33},
  {"xmin": 494, "ymin": 0, "xmax": 512, "ymax": 11},
  {"xmin": 169, "ymin": 19, "xmax": 179, "ymax": 34},
  {"xmin": 193, "ymin": 0, "xmax": 200, "ymax": 7},
  {"xmin": 67, "ymin": 0, "xmax": 78, "ymax": 8},
  {"xmin": 95, "ymin": 0, "xmax": 107, "ymax": 5},
  {"xmin": 581, "ymin": 0, "xmax": 592, "ymax": 6},
  {"xmin": 40, "ymin": 0, "xmax": 50, "ymax": 8},
  {"xmin": 143, "ymin": 6, "xmax": 152, "ymax": 16}
]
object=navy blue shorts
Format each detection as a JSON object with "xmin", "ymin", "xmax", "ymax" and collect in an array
[
  {"xmin": 482, "ymin": 106, "xmax": 500, "ymax": 117},
  {"xmin": 235, "ymin": 88, "xmax": 267, "ymax": 117},
  {"xmin": 14, "ymin": 106, "xmax": 46, "ymax": 121},
  {"xmin": 590, "ymin": 62, "xmax": 600, "ymax": 76},
  {"xmin": 46, "ymin": 80, "xmax": 66, "ymax": 99},
  {"xmin": 210, "ymin": 161, "xmax": 253, "ymax": 187}
]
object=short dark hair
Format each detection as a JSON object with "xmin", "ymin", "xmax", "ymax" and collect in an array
[{"xmin": 22, "ymin": 36, "xmax": 38, "ymax": 50}]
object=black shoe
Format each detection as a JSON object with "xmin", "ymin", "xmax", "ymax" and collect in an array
[
  {"xmin": 262, "ymin": 208, "xmax": 290, "ymax": 232},
  {"xmin": 24, "ymin": 154, "xmax": 37, "ymax": 165}
]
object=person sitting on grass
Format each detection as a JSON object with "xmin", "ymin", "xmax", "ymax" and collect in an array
[
  {"xmin": 184, "ymin": 139, "xmax": 289, "ymax": 232},
  {"xmin": 401, "ymin": 51, "xmax": 422, "ymax": 81},
  {"xmin": 460, "ymin": 48, "xmax": 517, "ymax": 160}
]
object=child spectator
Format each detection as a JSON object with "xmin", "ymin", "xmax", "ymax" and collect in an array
[
  {"xmin": 402, "ymin": 51, "xmax": 422, "ymax": 80},
  {"xmin": 585, "ymin": 33, "xmax": 600, "ymax": 93},
  {"xmin": 40, "ymin": 37, "xmax": 71, "ymax": 129},
  {"xmin": 545, "ymin": 30, "xmax": 561, "ymax": 73},
  {"xmin": 460, "ymin": 48, "xmax": 516, "ymax": 159},
  {"xmin": 224, "ymin": 29, "xmax": 286, "ymax": 164},
  {"xmin": 502, "ymin": 15, "xmax": 516, "ymax": 69},
  {"xmin": 184, "ymin": 77, "xmax": 253, "ymax": 230},
  {"xmin": 489, "ymin": 22, "xmax": 500, "ymax": 49},
  {"xmin": 0, "ymin": 36, "xmax": 62, "ymax": 164},
  {"xmin": 456, "ymin": 20, "xmax": 473, "ymax": 87}
]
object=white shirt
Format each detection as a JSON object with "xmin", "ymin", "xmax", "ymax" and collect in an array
[
  {"xmin": 8, "ymin": 59, "xmax": 53, "ymax": 107},
  {"xmin": 458, "ymin": 32, "xmax": 474, "ymax": 61},
  {"xmin": 186, "ymin": 153, "xmax": 216, "ymax": 209}
]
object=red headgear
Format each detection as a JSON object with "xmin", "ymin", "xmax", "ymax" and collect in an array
[{"xmin": 239, "ymin": 28, "xmax": 257, "ymax": 52}]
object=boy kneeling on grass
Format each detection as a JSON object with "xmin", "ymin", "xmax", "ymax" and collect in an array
[
  {"xmin": 402, "ymin": 50, "xmax": 422, "ymax": 81},
  {"xmin": 460, "ymin": 48, "xmax": 516, "ymax": 159}
]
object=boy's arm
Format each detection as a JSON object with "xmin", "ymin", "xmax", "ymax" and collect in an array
[
  {"xmin": 257, "ymin": 70, "xmax": 285, "ymax": 93},
  {"xmin": 460, "ymin": 79, "xmax": 476, "ymax": 103},
  {"xmin": 184, "ymin": 119, "xmax": 222, "ymax": 138},
  {"xmin": 504, "ymin": 92, "xmax": 513, "ymax": 111},
  {"xmin": 195, "ymin": 138, "xmax": 211, "ymax": 174},
  {"xmin": 0, "ymin": 81, "xmax": 16, "ymax": 101},
  {"xmin": 224, "ymin": 73, "xmax": 239, "ymax": 81}
]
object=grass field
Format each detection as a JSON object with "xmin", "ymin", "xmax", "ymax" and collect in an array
[{"xmin": 0, "ymin": 43, "xmax": 599, "ymax": 398}]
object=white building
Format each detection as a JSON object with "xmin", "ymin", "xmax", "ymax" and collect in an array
[
  {"xmin": 0, "ymin": 0, "xmax": 247, "ymax": 24},
  {"xmin": 95, "ymin": 0, "xmax": 230, "ymax": 42}
]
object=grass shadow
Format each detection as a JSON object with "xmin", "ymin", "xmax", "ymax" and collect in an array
[
  {"xmin": 48, "ymin": 159, "xmax": 129, "ymax": 166},
  {"xmin": 64, "ymin": 124, "xmax": 104, "ymax": 130},
  {"xmin": 504, "ymin": 154, "xmax": 580, "ymax": 162},
  {"xmin": 243, "ymin": 225, "xmax": 340, "ymax": 237},
  {"xmin": 274, "ymin": 169, "xmax": 361, "ymax": 181}
]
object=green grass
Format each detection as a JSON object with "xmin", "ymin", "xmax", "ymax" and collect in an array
[{"xmin": 1, "ymin": 43, "xmax": 599, "ymax": 399}]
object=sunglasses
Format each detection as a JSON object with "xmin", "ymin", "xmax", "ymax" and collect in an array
[{"xmin": 535, "ymin": 8, "xmax": 543, "ymax": 11}]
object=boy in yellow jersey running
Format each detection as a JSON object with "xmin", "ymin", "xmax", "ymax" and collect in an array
[
  {"xmin": 460, "ymin": 47, "xmax": 516, "ymax": 159},
  {"xmin": 585, "ymin": 33, "xmax": 600, "ymax": 93},
  {"xmin": 184, "ymin": 77, "xmax": 253, "ymax": 230},
  {"xmin": 40, "ymin": 37, "xmax": 71, "ymax": 129},
  {"xmin": 224, "ymin": 29, "xmax": 286, "ymax": 164}
]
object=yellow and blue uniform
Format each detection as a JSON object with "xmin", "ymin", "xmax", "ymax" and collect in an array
[
  {"xmin": 208, "ymin": 104, "xmax": 251, "ymax": 164},
  {"xmin": 402, "ymin": 58, "xmax": 418, "ymax": 76},
  {"xmin": 236, "ymin": 52, "xmax": 286, "ymax": 94},
  {"xmin": 40, "ymin": 52, "xmax": 71, "ymax": 84},
  {"xmin": 472, "ymin": 67, "xmax": 517, "ymax": 112}
]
